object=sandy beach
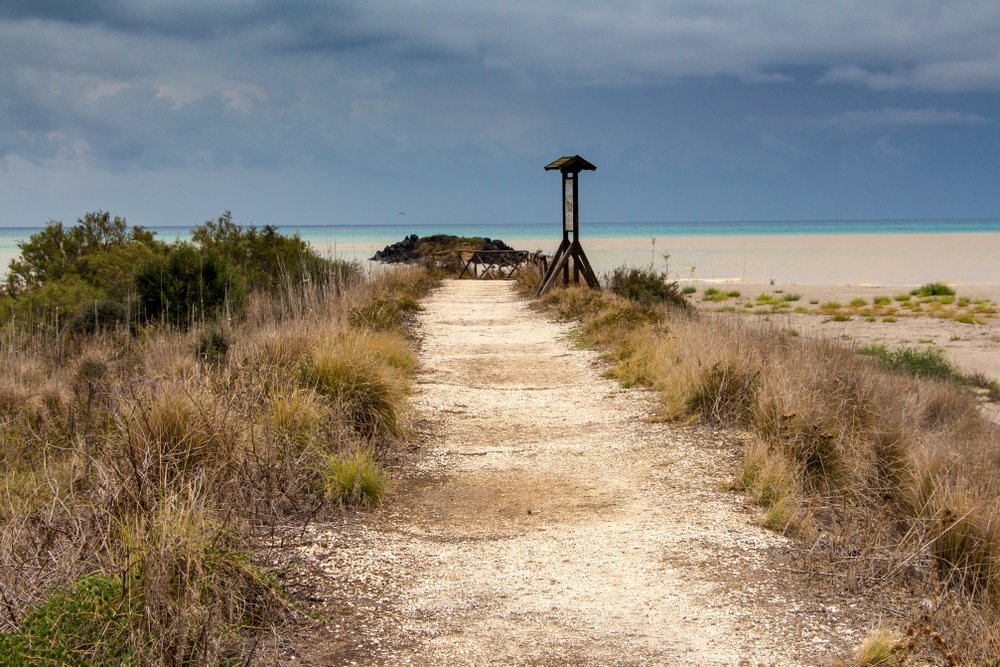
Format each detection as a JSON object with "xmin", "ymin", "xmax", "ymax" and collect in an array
[{"xmin": 558, "ymin": 231, "xmax": 1000, "ymax": 286}]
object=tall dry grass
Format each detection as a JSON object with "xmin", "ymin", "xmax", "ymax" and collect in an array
[
  {"xmin": 536, "ymin": 284, "xmax": 1000, "ymax": 662},
  {"xmin": 0, "ymin": 264, "xmax": 434, "ymax": 663}
]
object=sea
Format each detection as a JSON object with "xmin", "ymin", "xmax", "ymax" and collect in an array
[{"xmin": 2, "ymin": 218, "xmax": 999, "ymax": 286}]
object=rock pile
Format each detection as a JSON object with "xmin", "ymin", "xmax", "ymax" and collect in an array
[{"xmin": 370, "ymin": 234, "xmax": 516, "ymax": 268}]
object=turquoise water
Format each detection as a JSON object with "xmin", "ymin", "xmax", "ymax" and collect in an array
[
  {"xmin": 279, "ymin": 218, "xmax": 1000, "ymax": 240},
  {"xmin": 3, "ymin": 218, "xmax": 999, "ymax": 283}
]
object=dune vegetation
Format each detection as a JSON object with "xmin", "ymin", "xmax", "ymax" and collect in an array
[
  {"xmin": 520, "ymin": 266, "xmax": 1000, "ymax": 663},
  {"xmin": 0, "ymin": 213, "xmax": 433, "ymax": 664}
]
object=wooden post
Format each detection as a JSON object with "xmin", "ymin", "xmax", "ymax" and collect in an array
[{"xmin": 538, "ymin": 155, "xmax": 600, "ymax": 296}]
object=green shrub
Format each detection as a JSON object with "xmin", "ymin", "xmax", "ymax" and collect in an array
[
  {"xmin": 954, "ymin": 313, "xmax": 984, "ymax": 325},
  {"xmin": 191, "ymin": 211, "xmax": 345, "ymax": 291},
  {"xmin": 681, "ymin": 285, "xmax": 697, "ymax": 294},
  {"xmin": 607, "ymin": 266, "xmax": 690, "ymax": 309},
  {"xmin": 781, "ymin": 293, "xmax": 801, "ymax": 302},
  {"xmin": 134, "ymin": 244, "xmax": 242, "ymax": 326},
  {"xmin": 6, "ymin": 212, "xmax": 161, "ymax": 294},
  {"xmin": 702, "ymin": 287, "xmax": 730, "ymax": 302},
  {"xmin": 4, "ymin": 275, "xmax": 104, "ymax": 327},
  {"xmin": 911, "ymin": 282, "xmax": 955, "ymax": 297},
  {"xmin": 873, "ymin": 295, "xmax": 891, "ymax": 306}
]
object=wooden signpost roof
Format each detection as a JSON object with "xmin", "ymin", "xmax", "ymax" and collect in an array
[{"xmin": 544, "ymin": 155, "xmax": 597, "ymax": 173}]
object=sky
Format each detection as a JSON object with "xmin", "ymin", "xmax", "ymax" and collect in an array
[{"xmin": 2, "ymin": 1, "xmax": 1000, "ymax": 229}]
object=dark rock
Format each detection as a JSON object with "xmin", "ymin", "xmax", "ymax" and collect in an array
[{"xmin": 370, "ymin": 234, "xmax": 518, "ymax": 269}]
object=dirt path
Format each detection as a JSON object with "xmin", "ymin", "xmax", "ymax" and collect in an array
[{"xmin": 290, "ymin": 280, "xmax": 873, "ymax": 666}]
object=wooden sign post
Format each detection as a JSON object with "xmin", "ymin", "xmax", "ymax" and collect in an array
[{"xmin": 537, "ymin": 155, "xmax": 600, "ymax": 296}]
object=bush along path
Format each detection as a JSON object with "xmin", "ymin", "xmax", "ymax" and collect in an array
[{"xmin": 281, "ymin": 280, "xmax": 898, "ymax": 666}]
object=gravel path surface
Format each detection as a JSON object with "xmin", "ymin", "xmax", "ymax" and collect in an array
[{"xmin": 289, "ymin": 280, "xmax": 871, "ymax": 666}]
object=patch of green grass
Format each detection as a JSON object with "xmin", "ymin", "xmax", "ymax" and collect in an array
[
  {"xmin": 873, "ymin": 295, "xmax": 891, "ymax": 306},
  {"xmin": 702, "ymin": 287, "xmax": 729, "ymax": 302},
  {"xmin": 893, "ymin": 293, "xmax": 911, "ymax": 302},
  {"xmin": 882, "ymin": 316, "xmax": 896, "ymax": 323},
  {"xmin": 808, "ymin": 299, "xmax": 819, "ymax": 305},
  {"xmin": 832, "ymin": 312, "xmax": 851, "ymax": 322},
  {"xmin": 320, "ymin": 447, "xmax": 387, "ymax": 506},
  {"xmin": 756, "ymin": 293, "xmax": 780, "ymax": 304},
  {"xmin": 682, "ymin": 285, "xmax": 697, "ymax": 294},
  {"xmin": 726, "ymin": 290, "xmax": 741, "ymax": 297},
  {"xmin": 781, "ymin": 293, "xmax": 801, "ymax": 302},
  {"xmin": 911, "ymin": 282, "xmax": 955, "ymax": 297},
  {"xmin": 793, "ymin": 307, "xmax": 809, "ymax": 314},
  {"xmin": 849, "ymin": 298, "xmax": 867, "ymax": 307},
  {"xmin": 821, "ymin": 301, "xmax": 842, "ymax": 309},
  {"xmin": 858, "ymin": 344, "xmax": 963, "ymax": 382},
  {"xmin": 954, "ymin": 313, "xmax": 985, "ymax": 324}
]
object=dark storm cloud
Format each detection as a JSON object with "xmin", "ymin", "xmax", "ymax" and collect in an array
[{"xmin": 3, "ymin": 1, "xmax": 1000, "ymax": 181}]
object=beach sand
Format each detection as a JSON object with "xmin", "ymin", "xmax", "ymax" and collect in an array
[{"xmin": 561, "ymin": 231, "xmax": 1000, "ymax": 286}]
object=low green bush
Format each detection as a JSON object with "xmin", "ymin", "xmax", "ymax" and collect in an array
[
  {"xmin": 0, "ymin": 575, "xmax": 137, "ymax": 666},
  {"xmin": 911, "ymin": 282, "xmax": 955, "ymax": 297},
  {"xmin": 607, "ymin": 266, "xmax": 690, "ymax": 309}
]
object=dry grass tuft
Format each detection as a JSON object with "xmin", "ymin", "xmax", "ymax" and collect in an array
[
  {"xmin": 851, "ymin": 628, "xmax": 901, "ymax": 665},
  {"xmin": 299, "ymin": 340, "xmax": 409, "ymax": 439},
  {"xmin": 736, "ymin": 438, "xmax": 803, "ymax": 533}
]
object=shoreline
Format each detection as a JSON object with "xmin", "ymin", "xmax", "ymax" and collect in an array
[{"xmin": 4, "ymin": 227, "xmax": 999, "ymax": 287}]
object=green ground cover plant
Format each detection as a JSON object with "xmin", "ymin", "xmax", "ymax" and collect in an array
[{"xmin": 753, "ymin": 281, "xmax": 996, "ymax": 324}]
